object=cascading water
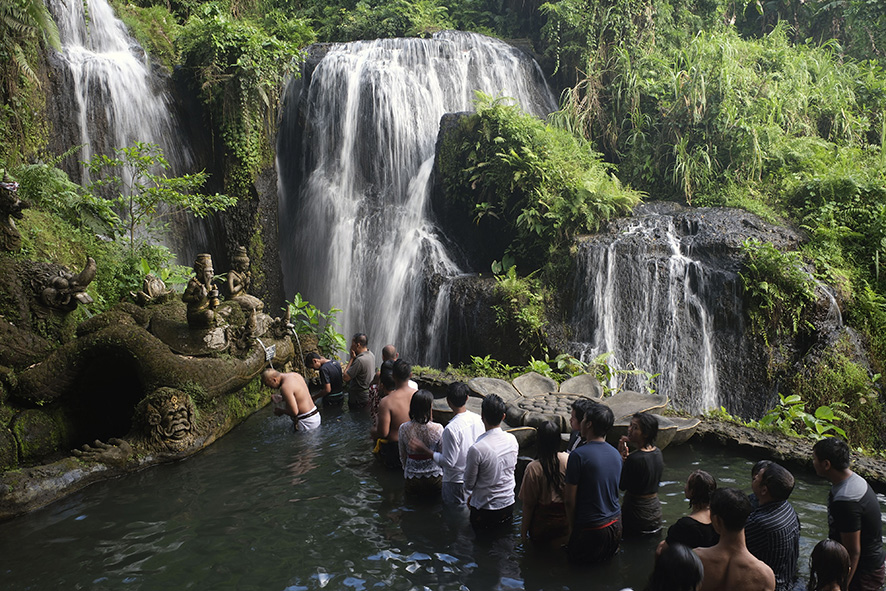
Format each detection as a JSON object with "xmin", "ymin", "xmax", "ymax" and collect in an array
[
  {"xmin": 568, "ymin": 205, "xmax": 762, "ymax": 414},
  {"xmin": 47, "ymin": 0, "xmax": 190, "ymax": 178},
  {"xmin": 278, "ymin": 31, "xmax": 556, "ymax": 364}
]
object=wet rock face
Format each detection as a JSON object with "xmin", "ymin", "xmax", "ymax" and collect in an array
[{"xmin": 568, "ymin": 203, "xmax": 807, "ymax": 417}]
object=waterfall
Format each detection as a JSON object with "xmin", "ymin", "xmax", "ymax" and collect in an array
[
  {"xmin": 278, "ymin": 31, "xmax": 556, "ymax": 364},
  {"xmin": 568, "ymin": 207, "xmax": 757, "ymax": 413},
  {"xmin": 47, "ymin": 0, "xmax": 190, "ymax": 177}
]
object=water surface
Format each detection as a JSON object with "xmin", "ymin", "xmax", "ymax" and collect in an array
[{"xmin": 1, "ymin": 407, "xmax": 877, "ymax": 590}]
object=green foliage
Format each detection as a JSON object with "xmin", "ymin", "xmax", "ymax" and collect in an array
[
  {"xmin": 787, "ymin": 339, "xmax": 884, "ymax": 448},
  {"xmin": 178, "ymin": 6, "xmax": 310, "ymax": 197},
  {"xmin": 314, "ymin": 0, "xmax": 453, "ymax": 41},
  {"xmin": 83, "ymin": 142, "xmax": 235, "ymax": 255},
  {"xmin": 286, "ymin": 293, "xmax": 347, "ymax": 359},
  {"xmin": 749, "ymin": 393, "xmax": 851, "ymax": 440},
  {"xmin": 14, "ymin": 159, "xmax": 117, "ymax": 237},
  {"xmin": 439, "ymin": 92, "xmax": 641, "ymax": 269},
  {"xmin": 563, "ymin": 26, "xmax": 886, "ymax": 206},
  {"xmin": 464, "ymin": 354, "xmax": 520, "ymax": 380},
  {"xmin": 740, "ymin": 239, "xmax": 817, "ymax": 341},
  {"xmin": 0, "ymin": 0, "xmax": 58, "ymax": 165},
  {"xmin": 492, "ymin": 266, "xmax": 548, "ymax": 355},
  {"xmin": 112, "ymin": 2, "xmax": 182, "ymax": 69},
  {"xmin": 136, "ymin": 257, "xmax": 191, "ymax": 288},
  {"xmin": 587, "ymin": 351, "xmax": 660, "ymax": 396}
]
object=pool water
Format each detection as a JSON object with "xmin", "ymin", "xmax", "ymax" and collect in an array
[{"xmin": 0, "ymin": 405, "xmax": 881, "ymax": 590}]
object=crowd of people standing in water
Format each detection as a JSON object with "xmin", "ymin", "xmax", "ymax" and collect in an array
[{"xmin": 261, "ymin": 333, "xmax": 885, "ymax": 591}]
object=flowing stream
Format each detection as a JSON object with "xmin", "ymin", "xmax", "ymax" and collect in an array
[
  {"xmin": 277, "ymin": 31, "xmax": 557, "ymax": 365},
  {"xmin": 0, "ymin": 405, "xmax": 867, "ymax": 590}
]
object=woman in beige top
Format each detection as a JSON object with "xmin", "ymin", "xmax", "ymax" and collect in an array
[{"xmin": 519, "ymin": 420, "xmax": 569, "ymax": 547}]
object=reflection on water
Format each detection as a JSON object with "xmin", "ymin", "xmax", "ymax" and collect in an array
[{"xmin": 1, "ymin": 406, "xmax": 881, "ymax": 590}]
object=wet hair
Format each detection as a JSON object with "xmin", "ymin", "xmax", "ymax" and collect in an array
[
  {"xmin": 686, "ymin": 470, "xmax": 717, "ymax": 507},
  {"xmin": 304, "ymin": 352, "xmax": 321, "ymax": 366},
  {"xmin": 380, "ymin": 370, "xmax": 396, "ymax": 392},
  {"xmin": 392, "ymin": 359, "xmax": 412, "ymax": 383},
  {"xmin": 447, "ymin": 382, "xmax": 470, "ymax": 408},
  {"xmin": 481, "ymin": 394, "xmax": 506, "ymax": 426},
  {"xmin": 583, "ymin": 402, "xmax": 614, "ymax": 438},
  {"xmin": 760, "ymin": 462, "xmax": 795, "ymax": 502},
  {"xmin": 409, "ymin": 390, "xmax": 433, "ymax": 424},
  {"xmin": 537, "ymin": 421, "xmax": 564, "ymax": 496},
  {"xmin": 808, "ymin": 539, "xmax": 850, "ymax": 591},
  {"xmin": 644, "ymin": 543, "xmax": 704, "ymax": 591},
  {"xmin": 814, "ymin": 438, "xmax": 851, "ymax": 471},
  {"xmin": 352, "ymin": 333, "xmax": 368, "ymax": 348},
  {"xmin": 632, "ymin": 412, "xmax": 658, "ymax": 446},
  {"xmin": 710, "ymin": 487, "xmax": 752, "ymax": 532}
]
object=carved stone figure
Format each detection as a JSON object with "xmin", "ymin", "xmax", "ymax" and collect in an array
[
  {"xmin": 227, "ymin": 245, "xmax": 263, "ymax": 312},
  {"xmin": 133, "ymin": 388, "xmax": 197, "ymax": 453},
  {"xmin": 131, "ymin": 273, "xmax": 170, "ymax": 306},
  {"xmin": 182, "ymin": 253, "xmax": 219, "ymax": 328},
  {"xmin": 0, "ymin": 171, "xmax": 28, "ymax": 252},
  {"xmin": 31, "ymin": 256, "xmax": 97, "ymax": 312}
]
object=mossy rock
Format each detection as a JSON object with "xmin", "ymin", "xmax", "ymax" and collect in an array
[
  {"xmin": 559, "ymin": 374, "xmax": 603, "ymax": 400},
  {"xmin": 0, "ymin": 427, "xmax": 18, "ymax": 469},
  {"xmin": 468, "ymin": 377, "xmax": 521, "ymax": 402},
  {"xmin": 10, "ymin": 409, "xmax": 70, "ymax": 465},
  {"xmin": 512, "ymin": 372, "xmax": 558, "ymax": 397}
]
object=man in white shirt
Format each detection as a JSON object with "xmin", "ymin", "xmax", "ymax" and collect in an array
[
  {"xmin": 410, "ymin": 382, "xmax": 484, "ymax": 505},
  {"xmin": 464, "ymin": 393, "xmax": 518, "ymax": 532}
]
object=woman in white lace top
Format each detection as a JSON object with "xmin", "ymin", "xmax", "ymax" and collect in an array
[{"xmin": 398, "ymin": 390, "xmax": 444, "ymax": 495}]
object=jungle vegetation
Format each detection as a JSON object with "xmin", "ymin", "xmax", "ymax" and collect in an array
[{"xmin": 1, "ymin": 0, "xmax": 885, "ymax": 445}]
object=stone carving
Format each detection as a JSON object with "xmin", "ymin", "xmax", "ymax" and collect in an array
[
  {"xmin": 0, "ymin": 172, "xmax": 28, "ymax": 252},
  {"xmin": 227, "ymin": 245, "xmax": 263, "ymax": 312},
  {"xmin": 31, "ymin": 256, "xmax": 97, "ymax": 312},
  {"xmin": 182, "ymin": 253, "xmax": 219, "ymax": 328},
  {"xmin": 131, "ymin": 273, "xmax": 170, "ymax": 306},
  {"xmin": 72, "ymin": 438, "xmax": 133, "ymax": 466},
  {"xmin": 133, "ymin": 388, "xmax": 198, "ymax": 453}
]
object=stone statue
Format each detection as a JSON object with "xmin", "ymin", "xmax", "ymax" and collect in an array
[
  {"xmin": 133, "ymin": 388, "xmax": 197, "ymax": 453},
  {"xmin": 226, "ymin": 245, "xmax": 263, "ymax": 312},
  {"xmin": 0, "ymin": 171, "xmax": 28, "ymax": 252},
  {"xmin": 32, "ymin": 256, "xmax": 97, "ymax": 312},
  {"xmin": 131, "ymin": 273, "xmax": 170, "ymax": 306},
  {"xmin": 182, "ymin": 253, "xmax": 219, "ymax": 328}
]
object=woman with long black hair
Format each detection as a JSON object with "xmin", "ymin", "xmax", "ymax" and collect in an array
[{"xmin": 518, "ymin": 420, "xmax": 570, "ymax": 547}]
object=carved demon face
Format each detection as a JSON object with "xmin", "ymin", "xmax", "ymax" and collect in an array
[{"xmin": 137, "ymin": 388, "xmax": 197, "ymax": 452}]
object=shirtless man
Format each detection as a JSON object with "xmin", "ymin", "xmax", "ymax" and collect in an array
[
  {"xmin": 695, "ymin": 487, "xmax": 775, "ymax": 591},
  {"xmin": 370, "ymin": 359, "xmax": 416, "ymax": 469},
  {"xmin": 261, "ymin": 368, "xmax": 321, "ymax": 432}
]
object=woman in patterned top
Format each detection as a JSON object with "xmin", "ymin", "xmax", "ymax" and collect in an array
[{"xmin": 398, "ymin": 390, "xmax": 443, "ymax": 495}]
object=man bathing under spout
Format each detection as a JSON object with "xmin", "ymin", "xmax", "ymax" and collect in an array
[{"xmin": 261, "ymin": 368, "xmax": 321, "ymax": 432}]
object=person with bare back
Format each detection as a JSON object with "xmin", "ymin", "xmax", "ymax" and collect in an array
[
  {"xmin": 695, "ymin": 487, "xmax": 775, "ymax": 591},
  {"xmin": 370, "ymin": 359, "xmax": 416, "ymax": 469},
  {"xmin": 261, "ymin": 368, "xmax": 320, "ymax": 432}
]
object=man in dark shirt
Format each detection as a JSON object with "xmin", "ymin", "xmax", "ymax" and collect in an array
[
  {"xmin": 813, "ymin": 438, "xmax": 886, "ymax": 591},
  {"xmin": 564, "ymin": 401, "xmax": 623, "ymax": 564},
  {"xmin": 745, "ymin": 461, "xmax": 801, "ymax": 591},
  {"xmin": 305, "ymin": 352, "xmax": 344, "ymax": 407},
  {"xmin": 342, "ymin": 333, "xmax": 375, "ymax": 409}
]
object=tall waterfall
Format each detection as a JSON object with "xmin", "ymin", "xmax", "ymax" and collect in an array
[
  {"xmin": 278, "ymin": 31, "xmax": 556, "ymax": 364},
  {"xmin": 47, "ymin": 0, "xmax": 190, "ymax": 176},
  {"xmin": 568, "ymin": 205, "xmax": 762, "ymax": 414}
]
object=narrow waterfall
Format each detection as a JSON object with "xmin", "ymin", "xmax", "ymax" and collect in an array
[
  {"xmin": 47, "ymin": 0, "xmax": 190, "ymax": 177},
  {"xmin": 569, "ymin": 206, "xmax": 759, "ymax": 414},
  {"xmin": 278, "ymin": 31, "xmax": 556, "ymax": 364}
]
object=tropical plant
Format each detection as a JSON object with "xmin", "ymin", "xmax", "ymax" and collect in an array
[
  {"xmin": 750, "ymin": 393, "xmax": 852, "ymax": 441},
  {"xmin": 740, "ymin": 239, "xmax": 817, "ymax": 342},
  {"xmin": 83, "ymin": 142, "xmax": 235, "ymax": 255},
  {"xmin": 286, "ymin": 293, "xmax": 347, "ymax": 359}
]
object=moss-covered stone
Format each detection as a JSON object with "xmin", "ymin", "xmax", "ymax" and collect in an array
[
  {"xmin": 0, "ymin": 427, "xmax": 18, "ymax": 470},
  {"xmin": 10, "ymin": 409, "xmax": 70, "ymax": 465}
]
